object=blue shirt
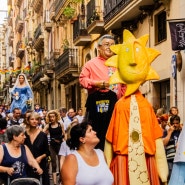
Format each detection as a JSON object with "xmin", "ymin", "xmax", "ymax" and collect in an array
[{"xmin": 0, "ymin": 144, "xmax": 28, "ymax": 182}]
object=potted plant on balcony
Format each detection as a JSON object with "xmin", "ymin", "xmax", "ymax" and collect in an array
[
  {"xmin": 91, "ymin": 10, "xmax": 100, "ymax": 23},
  {"xmin": 63, "ymin": 5, "xmax": 76, "ymax": 19},
  {"xmin": 31, "ymin": 62, "xmax": 40, "ymax": 75},
  {"xmin": 61, "ymin": 39, "xmax": 69, "ymax": 50},
  {"xmin": 63, "ymin": 0, "xmax": 83, "ymax": 19}
]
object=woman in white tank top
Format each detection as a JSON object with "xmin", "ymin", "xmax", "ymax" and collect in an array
[{"xmin": 61, "ymin": 122, "xmax": 114, "ymax": 185}]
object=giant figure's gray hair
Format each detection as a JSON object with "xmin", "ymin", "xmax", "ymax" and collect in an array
[{"xmin": 97, "ymin": 34, "xmax": 115, "ymax": 46}]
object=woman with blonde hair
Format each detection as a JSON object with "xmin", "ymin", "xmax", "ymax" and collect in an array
[
  {"xmin": 24, "ymin": 112, "xmax": 50, "ymax": 185},
  {"xmin": 44, "ymin": 110, "xmax": 65, "ymax": 185}
]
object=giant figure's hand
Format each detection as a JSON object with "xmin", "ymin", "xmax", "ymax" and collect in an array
[
  {"xmin": 104, "ymin": 139, "xmax": 113, "ymax": 167},
  {"xmin": 155, "ymin": 138, "xmax": 168, "ymax": 183}
]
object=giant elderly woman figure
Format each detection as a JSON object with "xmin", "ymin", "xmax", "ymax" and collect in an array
[{"xmin": 10, "ymin": 74, "xmax": 33, "ymax": 115}]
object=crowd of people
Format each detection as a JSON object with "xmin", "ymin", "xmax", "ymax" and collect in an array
[
  {"xmin": 156, "ymin": 106, "xmax": 183, "ymax": 182},
  {"xmin": 0, "ymin": 104, "xmax": 86, "ymax": 185},
  {"xmin": 0, "ymin": 104, "xmax": 183, "ymax": 185},
  {"xmin": 0, "ymin": 33, "xmax": 185, "ymax": 185}
]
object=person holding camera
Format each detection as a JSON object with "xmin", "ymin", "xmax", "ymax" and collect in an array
[{"xmin": 163, "ymin": 115, "xmax": 181, "ymax": 180}]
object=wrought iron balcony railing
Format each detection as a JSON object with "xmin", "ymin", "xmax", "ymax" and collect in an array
[
  {"xmin": 104, "ymin": 0, "xmax": 131, "ymax": 24},
  {"xmin": 16, "ymin": 41, "xmax": 25, "ymax": 59},
  {"xmin": 73, "ymin": 16, "xmax": 91, "ymax": 46},
  {"xmin": 55, "ymin": 48, "xmax": 79, "ymax": 83},
  {"xmin": 31, "ymin": 0, "xmax": 43, "ymax": 13},
  {"xmin": 15, "ymin": 16, "xmax": 24, "ymax": 33},
  {"xmin": 55, "ymin": 0, "xmax": 65, "ymax": 17},
  {"xmin": 44, "ymin": 10, "xmax": 52, "ymax": 32},
  {"xmin": 32, "ymin": 71, "xmax": 43, "ymax": 83},
  {"xmin": 86, "ymin": 0, "xmax": 104, "ymax": 34},
  {"xmin": 34, "ymin": 24, "xmax": 42, "ymax": 40}
]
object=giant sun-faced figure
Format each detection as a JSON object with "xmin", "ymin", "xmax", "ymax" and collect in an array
[
  {"xmin": 106, "ymin": 30, "xmax": 160, "ymax": 96},
  {"xmin": 104, "ymin": 30, "xmax": 168, "ymax": 185}
]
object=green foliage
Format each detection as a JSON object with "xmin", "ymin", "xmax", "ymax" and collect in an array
[
  {"xmin": 63, "ymin": 6, "xmax": 76, "ymax": 19},
  {"xmin": 63, "ymin": 0, "xmax": 83, "ymax": 19},
  {"xmin": 61, "ymin": 39, "xmax": 69, "ymax": 50},
  {"xmin": 91, "ymin": 10, "xmax": 100, "ymax": 22},
  {"xmin": 31, "ymin": 62, "xmax": 40, "ymax": 74}
]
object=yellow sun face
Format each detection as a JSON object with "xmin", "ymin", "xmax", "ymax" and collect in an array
[{"xmin": 105, "ymin": 30, "xmax": 161, "ymax": 96}]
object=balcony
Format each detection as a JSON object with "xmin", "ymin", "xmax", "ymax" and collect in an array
[
  {"xmin": 104, "ymin": 0, "xmax": 158, "ymax": 32},
  {"xmin": 86, "ymin": 0, "xmax": 104, "ymax": 34},
  {"xmin": 15, "ymin": 0, "xmax": 23, "ymax": 7},
  {"xmin": 43, "ymin": 60, "xmax": 55, "ymax": 78},
  {"xmin": 49, "ymin": 2, "xmax": 55, "ymax": 20},
  {"xmin": 73, "ymin": 16, "xmax": 91, "ymax": 46},
  {"xmin": 15, "ymin": 16, "xmax": 24, "ymax": 33},
  {"xmin": 52, "ymin": 49, "xmax": 60, "ymax": 59},
  {"xmin": 23, "ymin": 7, "xmax": 30, "ymax": 21},
  {"xmin": 16, "ymin": 41, "xmax": 25, "ymax": 59},
  {"xmin": 31, "ymin": 0, "xmax": 43, "ymax": 13},
  {"xmin": 32, "ymin": 71, "xmax": 43, "ymax": 85},
  {"xmin": 55, "ymin": 48, "xmax": 79, "ymax": 84},
  {"xmin": 9, "ymin": 55, "xmax": 14, "ymax": 67},
  {"xmin": 7, "ymin": 11, "xmax": 13, "ymax": 27},
  {"xmin": 44, "ymin": 10, "xmax": 52, "ymax": 32},
  {"xmin": 54, "ymin": 0, "xmax": 66, "ymax": 21},
  {"xmin": 8, "ymin": 32, "xmax": 14, "ymax": 46},
  {"xmin": 33, "ymin": 24, "xmax": 44, "ymax": 51},
  {"xmin": 8, "ymin": 16, "xmax": 13, "ymax": 27}
]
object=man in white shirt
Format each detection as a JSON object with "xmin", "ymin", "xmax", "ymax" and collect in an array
[
  {"xmin": 7, "ymin": 108, "xmax": 23, "ymax": 127},
  {"xmin": 59, "ymin": 107, "xmax": 71, "ymax": 132},
  {"xmin": 76, "ymin": 108, "xmax": 84, "ymax": 123}
]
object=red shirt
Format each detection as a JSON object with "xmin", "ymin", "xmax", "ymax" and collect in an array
[{"xmin": 79, "ymin": 56, "xmax": 125, "ymax": 99}]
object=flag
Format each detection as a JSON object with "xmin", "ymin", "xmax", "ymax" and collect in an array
[
  {"xmin": 24, "ymin": 65, "xmax": 30, "ymax": 71},
  {"xmin": 12, "ymin": 67, "xmax": 21, "ymax": 74},
  {"xmin": 169, "ymin": 20, "xmax": 185, "ymax": 50},
  {"xmin": 23, "ymin": 65, "xmax": 31, "ymax": 74},
  {"xmin": 4, "ymin": 69, "xmax": 10, "ymax": 74},
  {"xmin": 171, "ymin": 54, "xmax": 176, "ymax": 78}
]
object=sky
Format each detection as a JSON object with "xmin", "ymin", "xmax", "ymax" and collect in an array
[{"xmin": 0, "ymin": 0, "xmax": 7, "ymax": 25}]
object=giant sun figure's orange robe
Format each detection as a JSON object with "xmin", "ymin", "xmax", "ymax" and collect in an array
[{"xmin": 106, "ymin": 91, "xmax": 162, "ymax": 185}]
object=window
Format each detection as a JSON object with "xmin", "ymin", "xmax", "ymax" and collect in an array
[
  {"xmin": 153, "ymin": 79, "xmax": 170, "ymax": 112},
  {"xmin": 155, "ymin": 11, "xmax": 167, "ymax": 44},
  {"xmin": 160, "ymin": 80, "xmax": 170, "ymax": 111}
]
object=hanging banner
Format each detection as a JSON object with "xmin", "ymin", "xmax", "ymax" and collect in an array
[
  {"xmin": 169, "ymin": 20, "xmax": 185, "ymax": 50},
  {"xmin": 171, "ymin": 54, "xmax": 176, "ymax": 78}
]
